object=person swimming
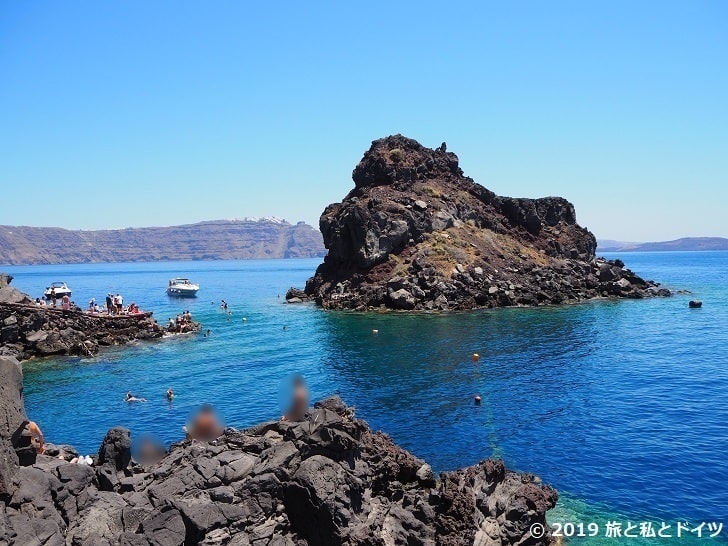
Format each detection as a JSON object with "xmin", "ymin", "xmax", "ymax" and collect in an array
[
  {"xmin": 166, "ymin": 388, "xmax": 174, "ymax": 401},
  {"xmin": 126, "ymin": 392, "xmax": 147, "ymax": 402}
]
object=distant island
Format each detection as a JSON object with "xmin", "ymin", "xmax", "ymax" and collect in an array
[
  {"xmin": 0, "ymin": 218, "xmax": 326, "ymax": 265},
  {"xmin": 597, "ymin": 237, "xmax": 728, "ymax": 252}
]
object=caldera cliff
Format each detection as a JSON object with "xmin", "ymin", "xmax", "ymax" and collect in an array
[{"xmin": 303, "ymin": 135, "xmax": 669, "ymax": 311}]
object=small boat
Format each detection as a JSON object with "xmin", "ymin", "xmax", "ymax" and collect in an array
[
  {"xmin": 167, "ymin": 278, "xmax": 199, "ymax": 297},
  {"xmin": 44, "ymin": 282, "xmax": 72, "ymax": 300}
]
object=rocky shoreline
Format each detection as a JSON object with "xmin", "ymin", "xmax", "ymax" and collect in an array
[
  {"xmin": 0, "ymin": 273, "xmax": 188, "ymax": 362},
  {"xmin": 0, "ymin": 356, "xmax": 558, "ymax": 545},
  {"xmin": 299, "ymin": 135, "xmax": 671, "ymax": 311}
]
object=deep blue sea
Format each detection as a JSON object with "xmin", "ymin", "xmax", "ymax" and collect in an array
[{"xmin": 6, "ymin": 252, "xmax": 728, "ymax": 544}]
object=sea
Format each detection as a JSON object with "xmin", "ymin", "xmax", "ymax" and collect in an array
[{"xmin": 5, "ymin": 251, "xmax": 727, "ymax": 544}]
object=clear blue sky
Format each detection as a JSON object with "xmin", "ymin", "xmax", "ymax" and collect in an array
[{"xmin": 1, "ymin": 1, "xmax": 726, "ymax": 241}]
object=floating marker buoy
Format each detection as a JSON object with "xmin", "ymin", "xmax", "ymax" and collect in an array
[
  {"xmin": 472, "ymin": 353, "xmax": 480, "ymax": 362},
  {"xmin": 372, "ymin": 329, "xmax": 379, "ymax": 334},
  {"xmin": 474, "ymin": 395, "xmax": 482, "ymax": 405}
]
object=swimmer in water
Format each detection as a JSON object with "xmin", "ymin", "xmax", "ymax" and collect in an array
[
  {"xmin": 126, "ymin": 392, "xmax": 147, "ymax": 403},
  {"xmin": 166, "ymin": 388, "xmax": 175, "ymax": 401}
]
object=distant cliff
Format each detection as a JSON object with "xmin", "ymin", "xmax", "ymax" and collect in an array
[
  {"xmin": 302, "ymin": 135, "xmax": 669, "ymax": 311},
  {"xmin": 0, "ymin": 219, "xmax": 326, "ymax": 265},
  {"xmin": 597, "ymin": 237, "xmax": 728, "ymax": 252}
]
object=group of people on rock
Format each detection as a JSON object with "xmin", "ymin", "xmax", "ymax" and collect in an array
[
  {"xmin": 168, "ymin": 310, "xmax": 194, "ymax": 333},
  {"xmin": 84, "ymin": 294, "xmax": 142, "ymax": 316},
  {"xmin": 31, "ymin": 291, "xmax": 140, "ymax": 316},
  {"xmin": 35, "ymin": 291, "xmax": 71, "ymax": 312}
]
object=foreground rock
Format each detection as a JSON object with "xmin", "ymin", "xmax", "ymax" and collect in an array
[
  {"xmin": 301, "ymin": 135, "xmax": 670, "ymax": 310},
  {"xmin": 0, "ymin": 359, "xmax": 557, "ymax": 545}
]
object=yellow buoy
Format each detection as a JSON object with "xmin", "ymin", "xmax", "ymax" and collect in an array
[{"xmin": 472, "ymin": 353, "xmax": 480, "ymax": 362}]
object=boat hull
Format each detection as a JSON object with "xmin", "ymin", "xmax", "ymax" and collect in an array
[
  {"xmin": 44, "ymin": 290, "xmax": 71, "ymax": 299},
  {"xmin": 167, "ymin": 287, "xmax": 198, "ymax": 297}
]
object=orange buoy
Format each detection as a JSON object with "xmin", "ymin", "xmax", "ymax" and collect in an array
[{"xmin": 472, "ymin": 353, "xmax": 480, "ymax": 362}]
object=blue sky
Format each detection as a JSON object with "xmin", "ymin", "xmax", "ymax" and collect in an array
[{"xmin": 1, "ymin": 1, "xmax": 726, "ymax": 241}]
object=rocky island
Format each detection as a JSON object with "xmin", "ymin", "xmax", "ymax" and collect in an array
[
  {"xmin": 300, "ymin": 135, "xmax": 670, "ymax": 311},
  {"xmin": 0, "ymin": 356, "xmax": 557, "ymax": 545}
]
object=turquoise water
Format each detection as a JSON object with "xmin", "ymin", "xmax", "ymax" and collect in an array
[{"xmin": 7, "ymin": 253, "xmax": 728, "ymax": 544}]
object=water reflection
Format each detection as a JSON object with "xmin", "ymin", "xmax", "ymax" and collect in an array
[{"xmin": 317, "ymin": 305, "xmax": 599, "ymax": 473}]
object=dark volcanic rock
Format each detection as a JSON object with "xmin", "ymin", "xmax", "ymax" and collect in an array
[
  {"xmin": 0, "ymin": 356, "xmax": 26, "ymax": 496},
  {"xmin": 98, "ymin": 427, "xmax": 132, "ymax": 471},
  {"xmin": 0, "ymin": 385, "xmax": 558, "ymax": 545},
  {"xmin": 0, "ymin": 300, "xmax": 163, "ymax": 362},
  {"xmin": 0, "ymin": 274, "xmax": 31, "ymax": 306},
  {"xmin": 304, "ymin": 135, "xmax": 670, "ymax": 311}
]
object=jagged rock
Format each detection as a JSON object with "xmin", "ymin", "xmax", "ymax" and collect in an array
[
  {"xmin": 0, "ymin": 356, "xmax": 26, "ymax": 496},
  {"xmin": 388, "ymin": 288, "xmax": 417, "ymax": 310},
  {"xmin": 303, "ymin": 135, "xmax": 670, "ymax": 311},
  {"xmin": 0, "ymin": 286, "xmax": 31, "ymax": 305},
  {"xmin": 98, "ymin": 427, "xmax": 132, "ymax": 471},
  {"xmin": 689, "ymin": 300, "xmax": 702, "ymax": 308}
]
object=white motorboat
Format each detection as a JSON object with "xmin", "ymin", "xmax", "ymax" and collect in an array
[
  {"xmin": 166, "ymin": 278, "xmax": 199, "ymax": 297},
  {"xmin": 44, "ymin": 282, "xmax": 72, "ymax": 300}
]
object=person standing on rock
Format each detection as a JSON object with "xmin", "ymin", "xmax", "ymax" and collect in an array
[
  {"xmin": 61, "ymin": 293, "xmax": 71, "ymax": 314},
  {"xmin": 187, "ymin": 404, "xmax": 223, "ymax": 441},
  {"xmin": 116, "ymin": 293, "xmax": 124, "ymax": 314},
  {"xmin": 19, "ymin": 420, "xmax": 45, "ymax": 454},
  {"xmin": 106, "ymin": 293, "xmax": 113, "ymax": 315},
  {"xmin": 50, "ymin": 287, "xmax": 56, "ymax": 307},
  {"xmin": 282, "ymin": 375, "xmax": 309, "ymax": 422}
]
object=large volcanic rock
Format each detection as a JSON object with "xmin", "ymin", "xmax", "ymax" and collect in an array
[
  {"xmin": 303, "ymin": 135, "xmax": 669, "ymax": 310},
  {"xmin": 0, "ymin": 357, "xmax": 26, "ymax": 496}
]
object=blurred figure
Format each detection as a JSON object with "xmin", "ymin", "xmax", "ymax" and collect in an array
[
  {"xmin": 282, "ymin": 375, "xmax": 309, "ymax": 422},
  {"xmin": 137, "ymin": 435, "xmax": 166, "ymax": 464},
  {"xmin": 166, "ymin": 388, "xmax": 175, "ymax": 401},
  {"xmin": 28, "ymin": 421, "xmax": 45, "ymax": 454},
  {"xmin": 187, "ymin": 404, "xmax": 224, "ymax": 441}
]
